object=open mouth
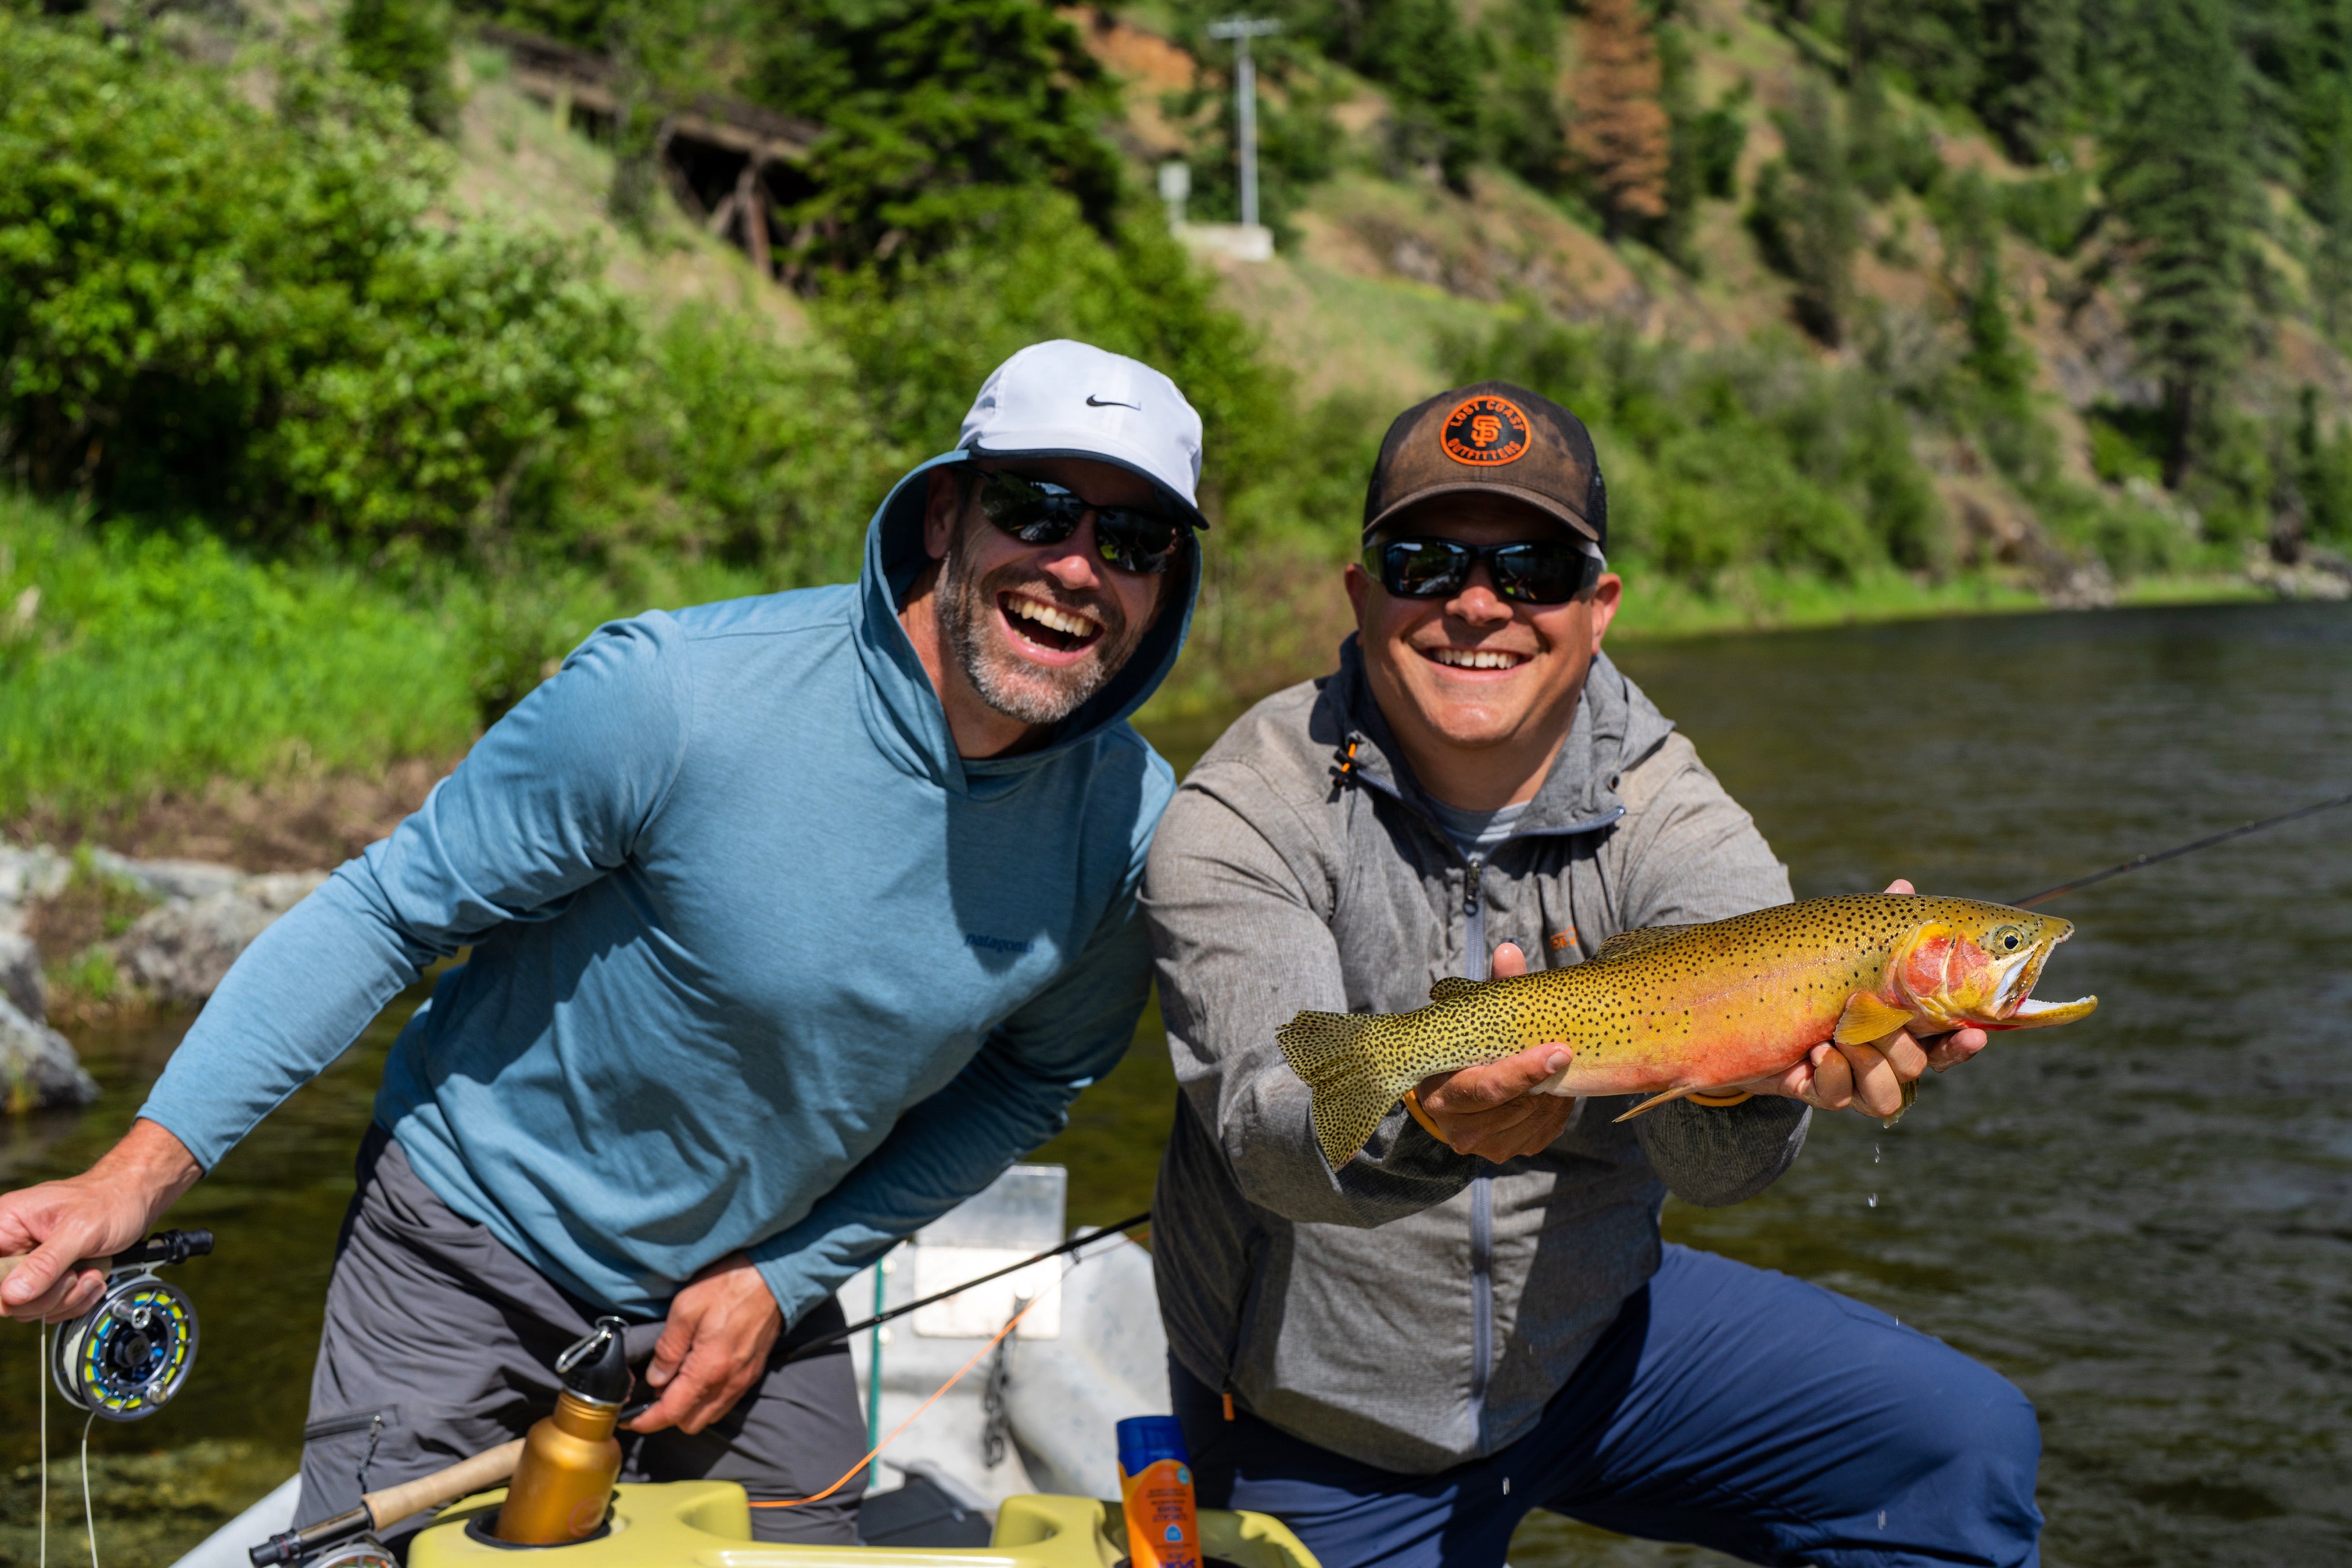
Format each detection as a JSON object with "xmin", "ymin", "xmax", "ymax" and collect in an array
[
  {"xmin": 1993, "ymin": 939, "xmax": 2055, "ymax": 1016},
  {"xmin": 999, "ymin": 592, "xmax": 1104, "ymax": 657},
  {"xmin": 1421, "ymin": 646, "xmax": 1529, "ymax": 672}
]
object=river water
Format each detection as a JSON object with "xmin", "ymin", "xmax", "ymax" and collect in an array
[{"xmin": 2, "ymin": 601, "xmax": 2347, "ymax": 1566}]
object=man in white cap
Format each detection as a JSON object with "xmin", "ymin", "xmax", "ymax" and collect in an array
[{"xmin": 0, "ymin": 342, "xmax": 1209, "ymax": 1545}]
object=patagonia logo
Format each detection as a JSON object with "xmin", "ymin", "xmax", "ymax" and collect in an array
[
  {"xmin": 965, "ymin": 932, "xmax": 1034, "ymax": 955},
  {"xmin": 1441, "ymin": 394, "xmax": 1531, "ymax": 466}
]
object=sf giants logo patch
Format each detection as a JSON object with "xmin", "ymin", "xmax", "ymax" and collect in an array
[{"xmin": 1441, "ymin": 395, "xmax": 1531, "ymax": 465}]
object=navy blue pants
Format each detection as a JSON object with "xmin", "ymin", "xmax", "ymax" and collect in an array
[{"xmin": 1173, "ymin": 1244, "xmax": 2041, "ymax": 1568}]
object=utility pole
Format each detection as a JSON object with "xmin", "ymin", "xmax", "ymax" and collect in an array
[{"xmin": 1207, "ymin": 17, "xmax": 1281, "ymax": 231}]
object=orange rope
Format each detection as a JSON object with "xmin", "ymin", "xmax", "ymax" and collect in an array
[{"xmin": 750, "ymin": 1267, "xmax": 1067, "ymax": 1509}]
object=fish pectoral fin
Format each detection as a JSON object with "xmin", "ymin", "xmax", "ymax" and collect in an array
[
  {"xmin": 1832, "ymin": 992, "xmax": 1918, "ymax": 1046},
  {"xmin": 1429, "ymin": 976, "xmax": 1480, "ymax": 1002},
  {"xmin": 1612, "ymin": 1084, "xmax": 1702, "ymax": 1121},
  {"xmin": 1589, "ymin": 924, "xmax": 1697, "ymax": 963}
]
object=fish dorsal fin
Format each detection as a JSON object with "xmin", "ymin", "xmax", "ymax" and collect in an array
[
  {"xmin": 1429, "ymin": 976, "xmax": 1480, "ymax": 1002},
  {"xmin": 1833, "ymin": 992, "xmax": 1917, "ymax": 1046},
  {"xmin": 1590, "ymin": 924, "xmax": 1696, "ymax": 963}
]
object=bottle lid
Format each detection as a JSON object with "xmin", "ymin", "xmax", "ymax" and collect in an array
[
  {"xmin": 555, "ymin": 1317, "xmax": 634, "ymax": 1407},
  {"xmin": 1116, "ymin": 1415, "xmax": 1189, "ymax": 1477}
]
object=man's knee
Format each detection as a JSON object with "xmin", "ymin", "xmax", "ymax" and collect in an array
[{"xmin": 1862, "ymin": 1336, "xmax": 2044, "ymax": 1554}]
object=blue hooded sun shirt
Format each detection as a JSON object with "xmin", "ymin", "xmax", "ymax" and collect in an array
[{"xmin": 137, "ymin": 451, "xmax": 1198, "ymax": 1323}]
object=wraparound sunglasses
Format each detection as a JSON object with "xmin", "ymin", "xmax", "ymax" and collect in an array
[
  {"xmin": 1364, "ymin": 537, "xmax": 1601, "ymax": 605},
  {"xmin": 976, "ymin": 472, "xmax": 1189, "ymax": 576}
]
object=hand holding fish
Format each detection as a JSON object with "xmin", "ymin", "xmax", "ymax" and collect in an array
[
  {"xmin": 1730, "ymin": 880, "xmax": 1993, "ymax": 1120},
  {"xmin": 1409, "ymin": 941, "xmax": 1577, "ymax": 1160}
]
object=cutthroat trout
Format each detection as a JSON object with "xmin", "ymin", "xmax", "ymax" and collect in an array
[{"xmin": 1277, "ymin": 894, "xmax": 2098, "ymax": 1167}]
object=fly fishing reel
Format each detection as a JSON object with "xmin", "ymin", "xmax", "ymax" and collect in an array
[{"xmin": 50, "ymin": 1228, "xmax": 212, "ymax": 1421}]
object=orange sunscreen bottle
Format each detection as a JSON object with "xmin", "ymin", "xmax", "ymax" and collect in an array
[{"xmin": 1116, "ymin": 1415, "xmax": 1201, "ymax": 1568}]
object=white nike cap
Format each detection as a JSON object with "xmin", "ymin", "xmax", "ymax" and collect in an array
[{"xmin": 957, "ymin": 340, "xmax": 1208, "ymax": 529}]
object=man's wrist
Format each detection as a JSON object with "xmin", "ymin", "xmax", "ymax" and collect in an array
[{"xmin": 98, "ymin": 1120, "xmax": 205, "ymax": 1219}]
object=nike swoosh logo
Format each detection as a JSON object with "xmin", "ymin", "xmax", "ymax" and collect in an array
[{"xmin": 1086, "ymin": 394, "xmax": 1140, "ymax": 409}]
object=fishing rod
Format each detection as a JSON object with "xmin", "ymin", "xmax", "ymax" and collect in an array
[
  {"xmin": 2009, "ymin": 786, "xmax": 2352, "ymax": 909},
  {"xmin": 783, "ymin": 1210, "xmax": 1151, "ymax": 1364}
]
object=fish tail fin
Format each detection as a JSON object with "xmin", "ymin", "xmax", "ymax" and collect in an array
[
  {"xmin": 1277, "ymin": 1011, "xmax": 1402, "ymax": 1169},
  {"xmin": 1612, "ymin": 1084, "xmax": 1702, "ymax": 1122}
]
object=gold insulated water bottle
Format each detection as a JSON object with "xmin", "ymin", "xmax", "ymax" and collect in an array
[{"xmin": 495, "ymin": 1317, "xmax": 633, "ymax": 1544}]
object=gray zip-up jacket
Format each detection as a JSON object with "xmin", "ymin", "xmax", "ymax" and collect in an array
[{"xmin": 1142, "ymin": 638, "xmax": 1809, "ymax": 1474}]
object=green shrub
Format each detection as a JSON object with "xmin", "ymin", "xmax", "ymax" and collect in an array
[
  {"xmin": 2086, "ymin": 411, "xmax": 2165, "ymax": 486},
  {"xmin": 556, "ymin": 311, "xmax": 887, "ymax": 590},
  {"xmin": 1998, "ymin": 169, "xmax": 2095, "ymax": 257},
  {"xmin": 344, "ymin": 0, "xmax": 459, "ymax": 131},
  {"xmin": 814, "ymin": 191, "xmax": 1303, "ymax": 539},
  {"xmin": 1443, "ymin": 317, "xmax": 1949, "ymax": 585},
  {"xmin": 0, "ymin": 17, "xmax": 634, "ymax": 559},
  {"xmin": 1692, "ymin": 83, "xmax": 1751, "ymax": 202}
]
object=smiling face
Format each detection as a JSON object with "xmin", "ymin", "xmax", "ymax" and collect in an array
[
  {"xmin": 1345, "ymin": 494, "xmax": 1622, "ymax": 810},
  {"xmin": 920, "ymin": 457, "xmax": 1173, "ymax": 735}
]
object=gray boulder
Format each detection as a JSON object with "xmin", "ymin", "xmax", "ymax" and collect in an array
[
  {"xmin": 0, "ymin": 930, "xmax": 45, "ymax": 1022},
  {"xmin": 0, "ymin": 844, "xmax": 68, "ymax": 916},
  {"xmin": 113, "ymin": 871, "xmax": 330, "ymax": 1004},
  {"xmin": 0, "ymin": 992, "xmax": 98, "ymax": 1111},
  {"xmin": 89, "ymin": 849, "xmax": 244, "ymax": 903}
]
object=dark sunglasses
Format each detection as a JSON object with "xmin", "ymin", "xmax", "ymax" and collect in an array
[
  {"xmin": 974, "ymin": 471, "xmax": 1189, "ymax": 577},
  {"xmin": 1364, "ymin": 537, "xmax": 1600, "ymax": 605}
]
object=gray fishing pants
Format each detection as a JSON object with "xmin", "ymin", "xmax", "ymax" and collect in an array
[{"xmin": 294, "ymin": 1125, "xmax": 868, "ymax": 1550}]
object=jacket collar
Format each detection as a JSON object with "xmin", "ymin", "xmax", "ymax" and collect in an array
[
  {"xmin": 849, "ymin": 451, "xmax": 1202, "ymax": 796},
  {"xmin": 1322, "ymin": 636, "xmax": 1674, "ymax": 847}
]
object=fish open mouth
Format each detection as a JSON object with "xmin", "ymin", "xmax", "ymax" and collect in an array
[
  {"xmin": 1993, "ymin": 943, "xmax": 2050, "ymax": 1016},
  {"xmin": 1989, "ymin": 929, "xmax": 2098, "ymax": 1026},
  {"xmin": 999, "ymin": 591, "xmax": 1104, "ymax": 656}
]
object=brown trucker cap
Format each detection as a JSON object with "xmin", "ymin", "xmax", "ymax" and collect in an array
[{"xmin": 1361, "ymin": 381, "xmax": 1607, "ymax": 548}]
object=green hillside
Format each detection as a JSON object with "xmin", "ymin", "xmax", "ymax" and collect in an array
[{"xmin": 3, "ymin": 0, "xmax": 2347, "ymax": 823}]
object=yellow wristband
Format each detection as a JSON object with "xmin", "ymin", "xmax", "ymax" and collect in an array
[{"xmin": 1685, "ymin": 1090, "xmax": 1755, "ymax": 1108}]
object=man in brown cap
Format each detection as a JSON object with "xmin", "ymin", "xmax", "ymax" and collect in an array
[{"xmin": 1139, "ymin": 384, "xmax": 2042, "ymax": 1567}]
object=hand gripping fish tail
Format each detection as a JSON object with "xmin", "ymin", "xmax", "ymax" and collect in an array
[{"xmin": 1276, "ymin": 893, "xmax": 2100, "ymax": 1167}]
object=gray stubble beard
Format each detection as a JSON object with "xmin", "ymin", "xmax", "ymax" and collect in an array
[{"xmin": 937, "ymin": 517, "xmax": 1152, "ymax": 727}]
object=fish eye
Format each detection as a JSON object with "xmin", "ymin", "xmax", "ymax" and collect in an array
[{"xmin": 1989, "ymin": 925, "xmax": 2026, "ymax": 953}]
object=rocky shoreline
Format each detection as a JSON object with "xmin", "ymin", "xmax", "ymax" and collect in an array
[{"xmin": 0, "ymin": 845, "xmax": 324, "ymax": 1112}]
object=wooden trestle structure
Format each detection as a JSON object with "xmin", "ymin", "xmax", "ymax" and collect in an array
[{"xmin": 479, "ymin": 24, "xmax": 821, "ymax": 279}]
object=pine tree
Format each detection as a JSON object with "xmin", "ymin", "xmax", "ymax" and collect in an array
[
  {"xmin": 2312, "ymin": 97, "xmax": 2352, "ymax": 344},
  {"xmin": 2106, "ymin": 0, "xmax": 2260, "ymax": 486},
  {"xmin": 1977, "ymin": 0, "xmax": 2079, "ymax": 163},
  {"xmin": 1360, "ymin": 0, "xmax": 1486, "ymax": 189},
  {"xmin": 1657, "ymin": 20, "xmax": 1703, "ymax": 264},
  {"xmin": 1568, "ymin": 0, "xmax": 1670, "ymax": 238},
  {"xmin": 1748, "ymin": 79, "xmax": 1858, "ymax": 346}
]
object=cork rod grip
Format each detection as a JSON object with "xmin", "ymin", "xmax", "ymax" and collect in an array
[{"xmin": 363, "ymin": 1439, "xmax": 527, "ymax": 1531}]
